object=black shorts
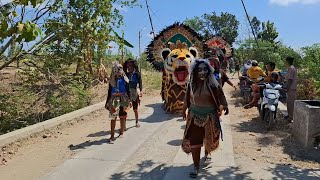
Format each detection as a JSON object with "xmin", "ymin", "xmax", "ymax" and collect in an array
[
  {"xmin": 119, "ymin": 106, "xmax": 127, "ymax": 118},
  {"xmin": 132, "ymin": 98, "xmax": 140, "ymax": 110}
]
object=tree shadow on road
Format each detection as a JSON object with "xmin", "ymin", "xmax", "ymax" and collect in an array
[
  {"xmin": 234, "ymin": 106, "xmax": 320, "ymax": 164},
  {"xmin": 266, "ymin": 164, "xmax": 320, "ymax": 179},
  {"xmin": 109, "ymin": 159, "xmax": 252, "ymax": 180},
  {"xmin": 140, "ymin": 103, "xmax": 181, "ymax": 123},
  {"xmin": 69, "ymin": 103, "xmax": 180, "ymax": 151},
  {"xmin": 281, "ymin": 134, "xmax": 320, "ymax": 164}
]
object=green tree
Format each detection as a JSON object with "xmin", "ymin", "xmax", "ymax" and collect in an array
[
  {"xmin": 301, "ymin": 44, "xmax": 320, "ymax": 81},
  {"xmin": 259, "ymin": 21, "xmax": 279, "ymax": 43},
  {"xmin": 236, "ymin": 39, "xmax": 301, "ymax": 69},
  {"xmin": 45, "ymin": 0, "xmax": 137, "ymax": 76},
  {"xmin": 184, "ymin": 17, "xmax": 205, "ymax": 34},
  {"xmin": 250, "ymin": 16, "xmax": 261, "ymax": 37},
  {"xmin": 0, "ymin": 0, "xmax": 58, "ymax": 70},
  {"xmin": 184, "ymin": 12, "xmax": 239, "ymax": 45}
]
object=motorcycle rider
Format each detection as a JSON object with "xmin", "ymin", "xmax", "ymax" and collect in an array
[
  {"xmin": 244, "ymin": 72, "xmax": 280, "ymax": 109},
  {"xmin": 246, "ymin": 60, "xmax": 267, "ymax": 82},
  {"xmin": 242, "ymin": 60, "xmax": 252, "ymax": 76},
  {"xmin": 265, "ymin": 62, "xmax": 280, "ymax": 83}
]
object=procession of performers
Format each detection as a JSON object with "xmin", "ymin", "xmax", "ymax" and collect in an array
[
  {"xmin": 104, "ymin": 57, "xmax": 229, "ymax": 177},
  {"xmin": 104, "ymin": 23, "xmax": 233, "ymax": 178}
]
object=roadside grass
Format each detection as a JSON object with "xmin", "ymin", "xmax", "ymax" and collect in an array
[{"xmin": 140, "ymin": 69, "xmax": 162, "ymax": 92}]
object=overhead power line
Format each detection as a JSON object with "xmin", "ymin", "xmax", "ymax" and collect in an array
[{"xmin": 240, "ymin": 0, "xmax": 259, "ymax": 47}]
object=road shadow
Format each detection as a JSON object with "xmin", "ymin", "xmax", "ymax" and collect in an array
[
  {"xmin": 267, "ymin": 164, "xmax": 320, "ymax": 179},
  {"xmin": 71, "ymin": 102, "xmax": 179, "ymax": 150},
  {"xmin": 281, "ymin": 134, "xmax": 320, "ymax": 164},
  {"xmin": 141, "ymin": 103, "xmax": 181, "ymax": 123},
  {"xmin": 167, "ymin": 139, "xmax": 181, "ymax": 146},
  {"xmin": 87, "ymin": 130, "xmax": 110, "ymax": 137},
  {"xmin": 69, "ymin": 132, "xmax": 125, "ymax": 150},
  {"xmin": 68, "ymin": 138, "xmax": 109, "ymax": 150},
  {"xmin": 234, "ymin": 105, "xmax": 320, "ymax": 164},
  {"xmin": 109, "ymin": 159, "xmax": 252, "ymax": 180}
]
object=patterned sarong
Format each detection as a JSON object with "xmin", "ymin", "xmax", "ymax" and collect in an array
[
  {"xmin": 106, "ymin": 92, "xmax": 130, "ymax": 118},
  {"xmin": 182, "ymin": 105, "xmax": 222, "ymax": 154}
]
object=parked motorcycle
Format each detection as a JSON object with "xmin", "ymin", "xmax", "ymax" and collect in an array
[
  {"xmin": 257, "ymin": 83, "xmax": 282, "ymax": 130},
  {"xmin": 240, "ymin": 76, "xmax": 264, "ymax": 104}
]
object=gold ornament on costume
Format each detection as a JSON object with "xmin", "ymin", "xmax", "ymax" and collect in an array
[{"xmin": 168, "ymin": 40, "xmax": 188, "ymax": 50}]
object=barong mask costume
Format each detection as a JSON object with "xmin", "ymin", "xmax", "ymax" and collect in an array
[
  {"xmin": 106, "ymin": 62, "xmax": 130, "ymax": 118},
  {"xmin": 182, "ymin": 59, "xmax": 225, "ymax": 154},
  {"xmin": 204, "ymin": 36, "xmax": 232, "ymax": 69},
  {"xmin": 146, "ymin": 23, "xmax": 204, "ymax": 112}
]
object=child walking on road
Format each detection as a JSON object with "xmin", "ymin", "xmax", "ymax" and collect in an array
[
  {"xmin": 105, "ymin": 61, "xmax": 131, "ymax": 141},
  {"xmin": 123, "ymin": 58, "xmax": 143, "ymax": 128}
]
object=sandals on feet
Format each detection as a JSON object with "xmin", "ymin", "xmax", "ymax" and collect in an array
[
  {"xmin": 136, "ymin": 123, "xmax": 140, "ymax": 128},
  {"xmin": 204, "ymin": 155, "xmax": 212, "ymax": 162},
  {"xmin": 189, "ymin": 167, "xmax": 199, "ymax": 178},
  {"xmin": 109, "ymin": 136, "xmax": 115, "ymax": 142}
]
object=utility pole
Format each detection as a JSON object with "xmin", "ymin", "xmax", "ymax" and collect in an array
[
  {"xmin": 138, "ymin": 30, "xmax": 142, "ymax": 72},
  {"xmin": 145, "ymin": 0, "xmax": 155, "ymax": 39},
  {"xmin": 240, "ymin": 0, "xmax": 259, "ymax": 47},
  {"xmin": 139, "ymin": 31, "xmax": 141, "ymax": 55}
]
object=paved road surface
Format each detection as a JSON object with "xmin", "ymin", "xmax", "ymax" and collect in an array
[{"xmin": 40, "ymin": 96, "xmax": 236, "ymax": 180}]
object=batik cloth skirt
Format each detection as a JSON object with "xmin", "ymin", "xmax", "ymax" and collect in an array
[
  {"xmin": 182, "ymin": 105, "xmax": 222, "ymax": 154},
  {"xmin": 106, "ymin": 92, "xmax": 130, "ymax": 119}
]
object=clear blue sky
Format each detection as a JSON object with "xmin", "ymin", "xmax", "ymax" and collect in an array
[
  {"xmin": 2, "ymin": 0, "xmax": 320, "ymax": 56},
  {"xmin": 118, "ymin": 0, "xmax": 320, "ymax": 56}
]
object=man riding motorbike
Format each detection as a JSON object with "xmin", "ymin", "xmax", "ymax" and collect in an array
[
  {"xmin": 242, "ymin": 60, "xmax": 252, "ymax": 76},
  {"xmin": 265, "ymin": 62, "xmax": 280, "ymax": 83},
  {"xmin": 243, "ymin": 60, "xmax": 267, "ymax": 109},
  {"xmin": 244, "ymin": 72, "xmax": 280, "ymax": 109},
  {"xmin": 246, "ymin": 60, "xmax": 267, "ymax": 82}
]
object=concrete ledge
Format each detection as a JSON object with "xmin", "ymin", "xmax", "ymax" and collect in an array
[{"xmin": 0, "ymin": 102, "xmax": 105, "ymax": 148}]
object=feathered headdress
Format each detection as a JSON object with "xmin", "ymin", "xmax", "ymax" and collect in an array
[
  {"xmin": 146, "ymin": 23, "xmax": 204, "ymax": 71},
  {"xmin": 204, "ymin": 36, "xmax": 232, "ymax": 58}
]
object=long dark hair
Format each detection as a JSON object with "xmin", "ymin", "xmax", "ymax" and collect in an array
[
  {"xmin": 190, "ymin": 61, "xmax": 211, "ymax": 93},
  {"xmin": 123, "ymin": 58, "xmax": 140, "ymax": 75}
]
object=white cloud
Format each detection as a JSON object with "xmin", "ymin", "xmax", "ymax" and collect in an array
[{"xmin": 270, "ymin": 0, "xmax": 320, "ymax": 6}]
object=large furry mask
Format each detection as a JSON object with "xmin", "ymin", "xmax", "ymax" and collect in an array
[
  {"xmin": 189, "ymin": 59, "xmax": 219, "ymax": 87},
  {"xmin": 109, "ymin": 61, "xmax": 129, "ymax": 87},
  {"xmin": 161, "ymin": 45, "xmax": 198, "ymax": 85}
]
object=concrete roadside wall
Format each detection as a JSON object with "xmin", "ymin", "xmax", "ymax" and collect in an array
[{"xmin": 0, "ymin": 102, "xmax": 105, "ymax": 148}]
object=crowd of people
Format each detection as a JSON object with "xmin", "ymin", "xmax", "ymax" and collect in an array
[
  {"xmin": 239, "ymin": 57, "xmax": 297, "ymax": 122},
  {"xmin": 103, "ymin": 55, "xmax": 297, "ymax": 178}
]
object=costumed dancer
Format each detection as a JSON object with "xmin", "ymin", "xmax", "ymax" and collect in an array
[
  {"xmin": 123, "ymin": 58, "xmax": 143, "ymax": 128},
  {"xmin": 209, "ymin": 57, "xmax": 237, "ymax": 90},
  {"xmin": 181, "ymin": 59, "xmax": 229, "ymax": 178},
  {"xmin": 105, "ymin": 61, "xmax": 131, "ymax": 141}
]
